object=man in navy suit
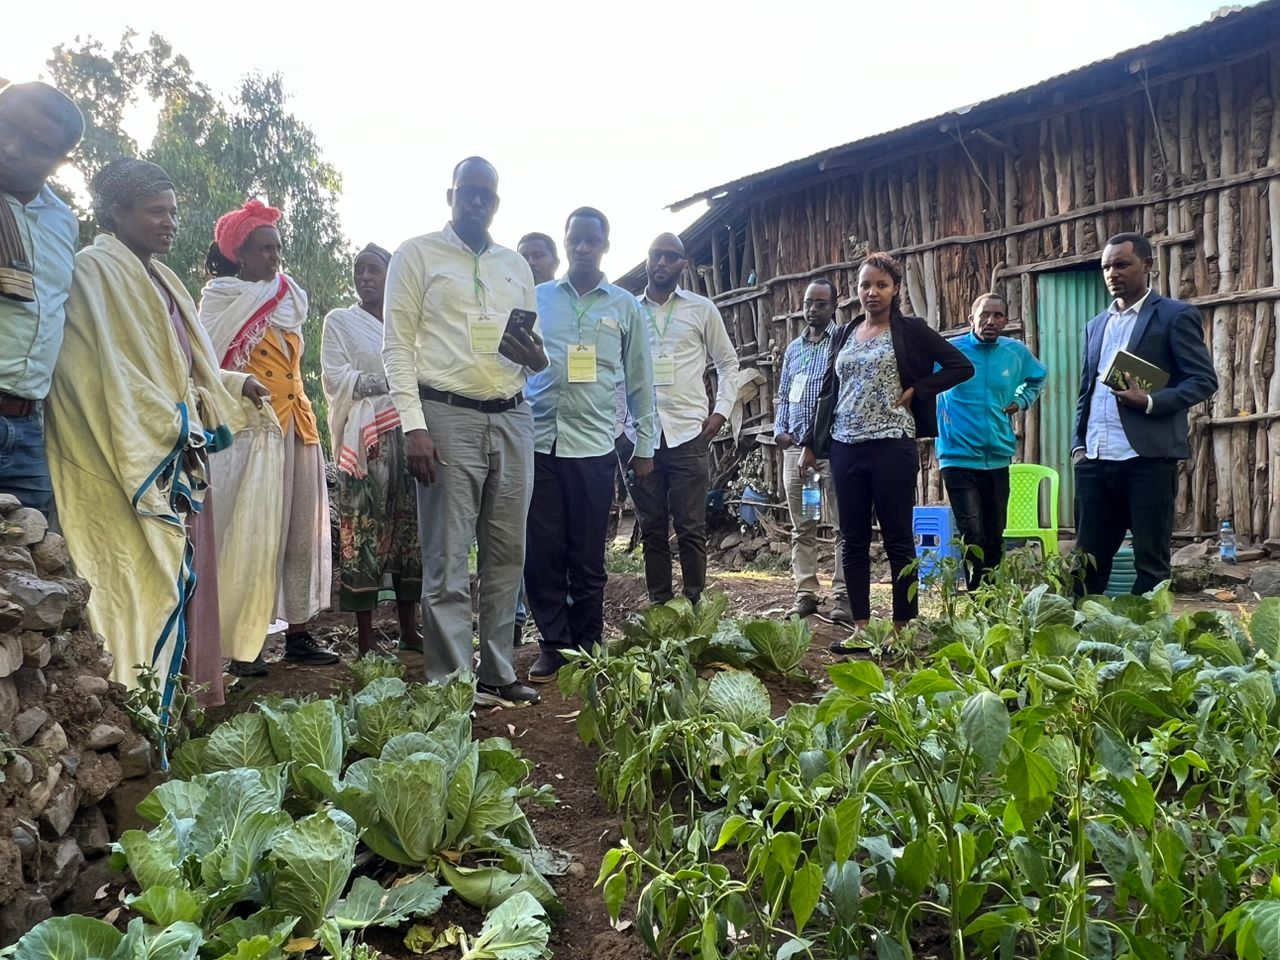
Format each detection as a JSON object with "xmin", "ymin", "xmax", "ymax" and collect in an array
[{"xmin": 1071, "ymin": 232, "xmax": 1217, "ymax": 596}]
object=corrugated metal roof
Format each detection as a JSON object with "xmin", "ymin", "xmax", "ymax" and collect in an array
[{"xmin": 668, "ymin": 1, "xmax": 1275, "ymax": 212}]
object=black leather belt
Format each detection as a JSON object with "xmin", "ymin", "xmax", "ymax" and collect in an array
[
  {"xmin": 419, "ymin": 385, "xmax": 523, "ymax": 413},
  {"xmin": 0, "ymin": 392, "xmax": 36, "ymax": 417}
]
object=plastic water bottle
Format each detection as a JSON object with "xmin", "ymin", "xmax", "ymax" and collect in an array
[
  {"xmin": 1219, "ymin": 519, "xmax": 1237, "ymax": 564},
  {"xmin": 801, "ymin": 472, "xmax": 822, "ymax": 522}
]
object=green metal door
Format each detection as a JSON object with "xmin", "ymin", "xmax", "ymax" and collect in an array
[{"xmin": 1035, "ymin": 269, "xmax": 1110, "ymax": 526}]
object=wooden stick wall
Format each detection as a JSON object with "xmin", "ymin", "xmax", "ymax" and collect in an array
[{"xmin": 682, "ymin": 47, "xmax": 1280, "ymax": 544}]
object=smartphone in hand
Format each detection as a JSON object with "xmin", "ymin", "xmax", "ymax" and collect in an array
[{"xmin": 499, "ymin": 308, "xmax": 539, "ymax": 364}]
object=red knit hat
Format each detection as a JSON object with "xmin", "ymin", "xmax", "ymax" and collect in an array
[{"xmin": 214, "ymin": 199, "xmax": 282, "ymax": 263}]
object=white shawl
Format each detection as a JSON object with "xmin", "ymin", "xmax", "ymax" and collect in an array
[
  {"xmin": 321, "ymin": 305, "xmax": 400, "ymax": 478},
  {"xmin": 199, "ymin": 273, "xmax": 308, "ymax": 371}
]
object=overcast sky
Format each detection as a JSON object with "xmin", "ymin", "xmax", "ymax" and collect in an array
[{"xmin": 10, "ymin": 0, "xmax": 1241, "ymax": 277}]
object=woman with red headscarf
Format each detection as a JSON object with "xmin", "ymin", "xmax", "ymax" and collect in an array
[{"xmin": 199, "ymin": 199, "xmax": 336, "ymax": 673}]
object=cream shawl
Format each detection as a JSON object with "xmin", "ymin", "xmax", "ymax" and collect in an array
[
  {"xmin": 321, "ymin": 305, "xmax": 400, "ymax": 478},
  {"xmin": 199, "ymin": 273, "xmax": 308, "ymax": 371},
  {"xmin": 45, "ymin": 234, "xmax": 255, "ymax": 704}
]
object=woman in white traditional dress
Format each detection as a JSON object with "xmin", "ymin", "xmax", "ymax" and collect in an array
[
  {"xmin": 321, "ymin": 244, "xmax": 421, "ymax": 654},
  {"xmin": 46, "ymin": 158, "xmax": 269, "ymax": 710},
  {"xmin": 199, "ymin": 199, "xmax": 336, "ymax": 674}
]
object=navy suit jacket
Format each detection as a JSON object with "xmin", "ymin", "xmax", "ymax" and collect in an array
[{"xmin": 1071, "ymin": 291, "xmax": 1217, "ymax": 459}]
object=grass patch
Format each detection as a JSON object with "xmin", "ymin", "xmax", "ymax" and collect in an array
[{"xmin": 606, "ymin": 544, "xmax": 645, "ymax": 574}]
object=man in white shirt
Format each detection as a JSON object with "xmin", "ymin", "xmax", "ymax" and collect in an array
[
  {"xmin": 1070, "ymin": 232, "xmax": 1217, "ymax": 596},
  {"xmin": 383, "ymin": 156, "xmax": 548, "ymax": 707},
  {"xmin": 630, "ymin": 233, "xmax": 739, "ymax": 604}
]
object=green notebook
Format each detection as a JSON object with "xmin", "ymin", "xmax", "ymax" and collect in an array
[{"xmin": 1102, "ymin": 349, "xmax": 1169, "ymax": 393}]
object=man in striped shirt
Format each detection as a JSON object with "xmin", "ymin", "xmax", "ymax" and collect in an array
[{"xmin": 774, "ymin": 279, "xmax": 849, "ymax": 622}]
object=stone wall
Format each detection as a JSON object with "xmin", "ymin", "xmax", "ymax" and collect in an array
[{"xmin": 0, "ymin": 495, "xmax": 152, "ymax": 944}]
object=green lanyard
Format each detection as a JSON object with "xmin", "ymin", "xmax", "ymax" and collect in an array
[
  {"xmin": 572, "ymin": 291, "xmax": 599, "ymax": 344},
  {"xmin": 644, "ymin": 297, "xmax": 677, "ymax": 345},
  {"xmin": 471, "ymin": 252, "xmax": 487, "ymax": 311}
]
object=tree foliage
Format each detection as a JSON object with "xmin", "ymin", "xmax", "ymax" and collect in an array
[{"xmin": 45, "ymin": 31, "xmax": 350, "ymax": 447}]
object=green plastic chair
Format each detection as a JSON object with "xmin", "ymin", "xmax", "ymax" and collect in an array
[{"xmin": 1004, "ymin": 463, "xmax": 1060, "ymax": 557}]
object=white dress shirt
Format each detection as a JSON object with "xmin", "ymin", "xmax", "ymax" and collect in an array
[
  {"xmin": 637, "ymin": 287, "xmax": 739, "ymax": 448},
  {"xmin": 382, "ymin": 223, "xmax": 538, "ymax": 434},
  {"xmin": 1084, "ymin": 289, "xmax": 1152, "ymax": 461}
]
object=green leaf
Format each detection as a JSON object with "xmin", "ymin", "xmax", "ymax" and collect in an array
[
  {"xmin": 371, "ymin": 754, "xmax": 449, "ymax": 863},
  {"xmin": 117, "ymin": 918, "xmax": 204, "ymax": 960},
  {"xmin": 789, "ymin": 859, "xmax": 823, "ymax": 931},
  {"xmin": 1006, "ymin": 745, "xmax": 1057, "ymax": 824},
  {"xmin": 1094, "ymin": 724, "xmax": 1135, "ymax": 780},
  {"xmin": 351, "ymin": 677, "xmax": 411, "ymax": 756},
  {"xmin": 1112, "ymin": 774, "xmax": 1156, "ymax": 831},
  {"xmin": 777, "ymin": 938, "xmax": 815, "ymax": 960},
  {"xmin": 457, "ymin": 891, "xmax": 551, "ymax": 960},
  {"xmin": 438, "ymin": 859, "xmax": 561, "ymax": 915},
  {"xmin": 137, "ymin": 780, "xmax": 209, "ymax": 825},
  {"xmin": 704, "ymin": 670, "xmax": 772, "ymax": 728},
  {"xmin": 203, "ymin": 713, "xmax": 277, "ymax": 771},
  {"xmin": 201, "ymin": 909, "xmax": 297, "ymax": 960},
  {"xmin": 127, "ymin": 885, "xmax": 202, "ymax": 926},
  {"xmin": 1022, "ymin": 585, "xmax": 1077, "ymax": 630},
  {"xmin": 269, "ymin": 812, "xmax": 356, "ymax": 934},
  {"xmin": 897, "ymin": 834, "xmax": 937, "ymax": 895},
  {"xmin": 699, "ymin": 910, "xmax": 721, "ymax": 960},
  {"xmin": 284, "ymin": 699, "xmax": 346, "ymax": 780},
  {"xmin": 901, "ymin": 668, "xmax": 963, "ymax": 698},
  {"xmin": 115, "ymin": 826, "xmax": 183, "ymax": 891},
  {"xmin": 828, "ymin": 660, "xmax": 884, "ymax": 697},
  {"xmin": 960, "ymin": 690, "xmax": 1010, "ymax": 772},
  {"xmin": 741, "ymin": 618, "xmax": 810, "ymax": 676},
  {"xmin": 10, "ymin": 916, "xmax": 123, "ymax": 960},
  {"xmin": 332, "ymin": 874, "xmax": 449, "ymax": 930},
  {"xmin": 769, "ymin": 832, "xmax": 802, "ymax": 873},
  {"xmin": 825, "ymin": 861, "xmax": 860, "ymax": 926},
  {"xmin": 602, "ymin": 871, "xmax": 627, "ymax": 921},
  {"xmin": 1084, "ymin": 821, "xmax": 1133, "ymax": 885},
  {"xmin": 1251, "ymin": 598, "xmax": 1280, "ymax": 658},
  {"xmin": 189, "ymin": 767, "xmax": 289, "ymax": 858}
]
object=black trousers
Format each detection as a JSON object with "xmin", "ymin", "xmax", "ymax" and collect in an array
[
  {"xmin": 941, "ymin": 466, "xmax": 1010, "ymax": 591},
  {"xmin": 1074, "ymin": 456, "xmax": 1178, "ymax": 596},
  {"xmin": 631, "ymin": 434, "xmax": 709, "ymax": 603},
  {"xmin": 829, "ymin": 437, "xmax": 919, "ymax": 623},
  {"xmin": 525, "ymin": 451, "xmax": 616, "ymax": 655}
]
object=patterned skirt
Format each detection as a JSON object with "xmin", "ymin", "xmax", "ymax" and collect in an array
[{"xmin": 335, "ymin": 427, "xmax": 423, "ymax": 612}]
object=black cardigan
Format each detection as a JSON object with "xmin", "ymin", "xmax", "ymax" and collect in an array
[{"xmin": 801, "ymin": 312, "xmax": 974, "ymax": 454}]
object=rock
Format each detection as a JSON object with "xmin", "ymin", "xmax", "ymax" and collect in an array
[
  {"xmin": 12, "ymin": 707, "xmax": 48, "ymax": 745},
  {"xmin": 30, "ymin": 533, "xmax": 70, "ymax": 575},
  {"xmin": 85, "ymin": 724, "xmax": 126, "ymax": 750},
  {"xmin": 27, "ymin": 762, "xmax": 62, "ymax": 816},
  {"xmin": 1252, "ymin": 564, "xmax": 1280, "ymax": 598},
  {"xmin": 0, "ymin": 600, "xmax": 21, "ymax": 632},
  {"xmin": 719, "ymin": 532, "xmax": 742, "ymax": 550},
  {"xmin": 33, "ymin": 721, "xmax": 68, "ymax": 756},
  {"xmin": 38, "ymin": 837, "xmax": 83, "ymax": 900},
  {"xmin": 0, "ymin": 677, "xmax": 18, "ymax": 727},
  {"xmin": 0, "ymin": 494, "xmax": 20, "ymax": 514},
  {"xmin": 5, "ymin": 508, "xmax": 47, "ymax": 546},
  {"xmin": 0, "ymin": 892, "xmax": 51, "ymax": 945},
  {"xmin": 6, "ymin": 754, "xmax": 33, "ymax": 786},
  {"xmin": 94, "ymin": 650, "xmax": 114, "ymax": 678},
  {"xmin": 39, "ymin": 782, "xmax": 78, "ymax": 838},
  {"xmin": 72, "ymin": 807, "xmax": 111, "ymax": 858},
  {"xmin": 0, "ymin": 634, "xmax": 21, "ymax": 677},
  {"xmin": 11, "ymin": 823, "xmax": 36, "ymax": 862},
  {"xmin": 81, "ymin": 695, "xmax": 103, "ymax": 721},
  {"xmin": 0, "ymin": 546, "xmax": 36, "ymax": 574},
  {"xmin": 74, "ymin": 675, "xmax": 109, "ymax": 698},
  {"xmin": 13, "ymin": 667, "xmax": 46, "ymax": 702},
  {"xmin": 19, "ymin": 632, "xmax": 50, "ymax": 669},
  {"xmin": 0, "ymin": 572, "xmax": 67, "ymax": 632},
  {"xmin": 57, "ymin": 577, "xmax": 90, "ymax": 629},
  {"xmin": 75, "ymin": 751, "xmax": 122, "ymax": 805},
  {"xmin": 59, "ymin": 751, "xmax": 80, "ymax": 777},
  {"xmin": 1171, "ymin": 540, "xmax": 1210, "ymax": 565},
  {"xmin": 117, "ymin": 737, "xmax": 153, "ymax": 779},
  {"xmin": 1210, "ymin": 562, "xmax": 1250, "ymax": 586}
]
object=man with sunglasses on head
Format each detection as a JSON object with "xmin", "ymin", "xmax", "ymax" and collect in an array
[
  {"xmin": 383, "ymin": 156, "xmax": 548, "ymax": 708},
  {"xmin": 630, "ymin": 233, "xmax": 739, "ymax": 605}
]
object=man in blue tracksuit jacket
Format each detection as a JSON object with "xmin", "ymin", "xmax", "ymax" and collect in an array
[{"xmin": 936, "ymin": 293, "xmax": 1046, "ymax": 590}]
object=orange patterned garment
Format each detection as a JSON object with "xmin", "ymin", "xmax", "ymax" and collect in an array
[{"xmin": 245, "ymin": 329, "xmax": 320, "ymax": 444}]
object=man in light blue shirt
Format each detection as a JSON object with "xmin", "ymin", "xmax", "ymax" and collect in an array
[
  {"xmin": 524, "ymin": 207, "xmax": 655, "ymax": 682},
  {"xmin": 0, "ymin": 82, "xmax": 84, "ymax": 516}
]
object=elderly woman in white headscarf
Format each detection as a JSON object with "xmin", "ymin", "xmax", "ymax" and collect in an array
[{"xmin": 321, "ymin": 243, "xmax": 421, "ymax": 654}]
